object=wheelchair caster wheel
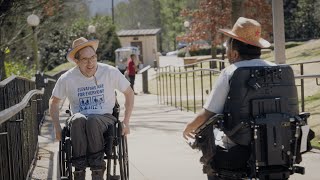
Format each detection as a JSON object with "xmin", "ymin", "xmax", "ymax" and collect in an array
[{"xmin": 110, "ymin": 175, "xmax": 121, "ymax": 180}]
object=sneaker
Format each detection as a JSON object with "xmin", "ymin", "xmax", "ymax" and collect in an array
[
  {"xmin": 92, "ymin": 168, "xmax": 105, "ymax": 180},
  {"xmin": 73, "ymin": 170, "xmax": 85, "ymax": 180}
]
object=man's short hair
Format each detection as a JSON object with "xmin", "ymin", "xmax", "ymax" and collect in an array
[
  {"xmin": 228, "ymin": 38, "xmax": 261, "ymax": 60},
  {"xmin": 130, "ymin": 54, "xmax": 136, "ymax": 58}
]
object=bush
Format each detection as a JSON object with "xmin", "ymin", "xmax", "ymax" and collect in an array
[
  {"xmin": 269, "ymin": 41, "xmax": 304, "ymax": 50},
  {"xmin": 5, "ymin": 60, "xmax": 36, "ymax": 79},
  {"xmin": 177, "ymin": 45, "xmax": 224, "ymax": 57}
]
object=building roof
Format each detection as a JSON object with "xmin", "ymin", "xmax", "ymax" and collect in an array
[{"xmin": 117, "ymin": 28, "xmax": 161, "ymax": 37}]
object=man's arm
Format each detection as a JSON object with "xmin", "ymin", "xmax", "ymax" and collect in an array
[
  {"xmin": 183, "ymin": 109, "xmax": 215, "ymax": 140},
  {"xmin": 49, "ymin": 96, "xmax": 62, "ymax": 141},
  {"xmin": 122, "ymin": 86, "xmax": 134, "ymax": 135}
]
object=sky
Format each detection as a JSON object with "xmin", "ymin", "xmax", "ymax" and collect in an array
[{"xmin": 86, "ymin": 0, "xmax": 127, "ymax": 17}]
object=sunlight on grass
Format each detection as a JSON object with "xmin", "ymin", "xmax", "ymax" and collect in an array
[{"xmin": 45, "ymin": 62, "xmax": 74, "ymax": 76}]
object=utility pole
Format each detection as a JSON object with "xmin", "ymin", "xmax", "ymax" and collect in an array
[
  {"xmin": 272, "ymin": 0, "xmax": 286, "ymax": 64},
  {"xmin": 112, "ymin": 0, "xmax": 114, "ymax": 24}
]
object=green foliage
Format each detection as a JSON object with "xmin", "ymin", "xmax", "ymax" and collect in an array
[
  {"xmin": 114, "ymin": 0, "xmax": 198, "ymax": 52},
  {"xmin": 269, "ymin": 41, "xmax": 304, "ymax": 50},
  {"xmin": 40, "ymin": 15, "xmax": 121, "ymax": 72},
  {"xmin": 284, "ymin": 0, "xmax": 320, "ymax": 40},
  {"xmin": 5, "ymin": 60, "xmax": 35, "ymax": 79},
  {"xmin": 177, "ymin": 46, "xmax": 224, "ymax": 57}
]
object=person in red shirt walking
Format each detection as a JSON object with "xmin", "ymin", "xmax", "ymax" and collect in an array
[{"xmin": 127, "ymin": 54, "xmax": 138, "ymax": 93}]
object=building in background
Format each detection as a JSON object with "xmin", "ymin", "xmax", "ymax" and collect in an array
[{"xmin": 117, "ymin": 28, "xmax": 161, "ymax": 67}]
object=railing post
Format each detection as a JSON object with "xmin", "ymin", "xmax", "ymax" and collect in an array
[
  {"xmin": 156, "ymin": 68, "xmax": 159, "ymax": 103},
  {"xmin": 200, "ymin": 62, "xmax": 204, "ymax": 107},
  {"xmin": 209, "ymin": 64, "xmax": 212, "ymax": 91},
  {"xmin": 300, "ymin": 64, "xmax": 305, "ymax": 112},
  {"xmin": 179, "ymin": 67, "xmax": 182, "ymax": 110},
  {"xmin": 169, "ymin": 66, "xmax": 172, "ymax": 106},
  {"xmin": 174, "ymin": 67, "xmax": 177, "ymax": 107},
  {"xmin": 186, "ymin": 72, "xmax": 189, "ymax": 112},
  {"xmin": 161, "ymin": 67, "xmax": 164, "ymax": 104},
  {"xmin": 165, "ymin": 67, "xmax": 168, "ymax": 105},
  {"xmin": 193, "ymin": 66, "xmax": 196, "ymax": 113}
]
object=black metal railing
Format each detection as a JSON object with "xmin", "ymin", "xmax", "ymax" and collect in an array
[
  {"xmin": 156, "ymin": 59, "xmax": 320, "ymax": 113},
  {"xmin": 156, "ymin": 59, "xmax": 224, "ymax": 113},
  {"xmin": 288, "ymin": 59, "xmax": 320, "ymax": 112},
  {"xmin": 0, "ymin": 74, "xmax": 56, "ymax": 180}
]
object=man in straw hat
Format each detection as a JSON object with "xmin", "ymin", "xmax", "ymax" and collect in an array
[
  {"xmin": 183, "ymin": 17, "xmax": 276, "ymax": 179},
  {"xmin": 49, "ymin": 37, "xmax": 134, "ymax": 179}
]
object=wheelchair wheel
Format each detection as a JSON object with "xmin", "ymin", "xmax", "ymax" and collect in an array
[
  {"xmin": 121, "ymin": 136, "xmax": 129, "ymax": 179},
  {"xmin": 59, "ymin": 128, "xmax": 73, "ymax": 180},
  {"xmin": 105, "ymin": 122, "xmax": 129, "ymax": 180},
  {"xmin": 117, "ymin": 124, "xmax": 129, "ymax": 180}
]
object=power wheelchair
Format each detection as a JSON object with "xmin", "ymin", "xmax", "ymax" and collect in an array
[
  {"xmin": 192, "ymin": 65, "xmax": 315, "ymax": 180},
  {"xmin": 59, "ymin": 100, "xmax": 129, "ymax": 180}
]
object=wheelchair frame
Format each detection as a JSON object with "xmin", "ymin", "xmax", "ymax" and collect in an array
[
  {"xmin": 59, "ymin": 101, "xmax": 129, "ymax": 180},
  {"xmin": 192, "ymin": 66, "xmax": 313, "ymax": 180}
]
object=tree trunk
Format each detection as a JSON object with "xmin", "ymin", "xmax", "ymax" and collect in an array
[
  {"xmin": 0, "ymin": 51, "xmax": 6, "ymax": 81},
  {"xmin": 210, "ymin": 45, "xmax": 217, "ymax": 69},
  {"xmin": 232, "ymin": 0, "xmax": 244, "ymax": 24}
]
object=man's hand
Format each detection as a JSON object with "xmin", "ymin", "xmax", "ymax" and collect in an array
[
  {"xmin": 122, "ymin": 123, "xmax": 130, "ymax": 136},
  {"xmin": 183, "ymin": 123, "xmax": 197, "ymax": 140},
  {"xmin": 183, "ymin": 109, "xmax": 215, "ymax": 140}
]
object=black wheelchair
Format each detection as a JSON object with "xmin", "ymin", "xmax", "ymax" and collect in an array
[
  {"xmin": 59, "ymin": 100, "xmax": 129, "ymax": 180},
  {"xmin": 192, "ymin": 65, "xmax": 315, "ymax": 180}
]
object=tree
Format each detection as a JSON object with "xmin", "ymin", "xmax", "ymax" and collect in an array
[
  {"xmin": 242, "ymin": 0, "xmax": 272, "ymax": 41},
  {"xmin": 178, "ymin": 0, "xmax": 232, "ymax": 66},
  {"xmin": 178, "ymin": 0, "xmax": 272, "ymax": 54}
]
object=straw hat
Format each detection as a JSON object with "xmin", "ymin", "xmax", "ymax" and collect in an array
[
  {"xmin": 219, "ymin": 17, "xmax": 270, "ymax": 48},
  {"xmin": 66, "ymin": 37, "xmax": 99, "ymax": 63}
]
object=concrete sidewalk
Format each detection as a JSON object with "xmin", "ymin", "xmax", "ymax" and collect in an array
[{"xmin": 29, "ymin": 91, "xmax": 320, "ymax": 180}]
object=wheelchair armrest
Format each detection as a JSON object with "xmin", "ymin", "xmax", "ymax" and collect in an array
[
  {"xmin": 299, "ymin": 112, "xmax": 310, "ymax": 120},
  {"xmin": 195, "ymin": 114, "xmax": 224, "ymax": 136}
]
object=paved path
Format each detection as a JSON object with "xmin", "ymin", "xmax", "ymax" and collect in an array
[
  {"xmin": 29, "ymin": 56, "xmax": 320, "ymax": 179},
  {"xmin": 29, "ymin": 89, "xmax": 320, "ymax": 180}
]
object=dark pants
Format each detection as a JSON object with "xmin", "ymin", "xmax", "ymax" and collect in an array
[
  {"xmin": 67, "ymin": 113, "xmax": 116, "ymax": 170},
  {"xmin": 128, "ymin": 75, "xmax": 135, "ymax": 91}
]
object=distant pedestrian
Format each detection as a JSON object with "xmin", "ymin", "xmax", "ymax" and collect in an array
[
  {"xmin": 127, "ymin": 54, "xmax": 138, "ymax": 93},
  {"xmin": 117, "ymin": 58, "xmax": 127, "ymax": 74}
]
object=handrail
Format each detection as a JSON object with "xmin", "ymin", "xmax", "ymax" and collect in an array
[
  {"xmin": 159, "ymin": 68, "xmax": 221, "ymax": 75},
  {"xmin": 0, "ymin": 75, "xmax": 32, "ymax": 87},
  {"xmin": 161, "ymin": 58, "xmax": 227, "ymax": 68},
  {"xmin": 0, "ymin": 88, "xmax": 44, "ymax": 125},
  {"xmin": 287, "ymin": 59, "xmax": 320, "ymax": 65},
  {"xmin": 295, "ymin": 74, "xmax": 320, "ymax": 79}
]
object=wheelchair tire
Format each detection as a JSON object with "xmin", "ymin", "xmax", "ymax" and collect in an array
[
  {"xmin": 122, "ymin": 136, "xmax": 129, "ymax": 179},
  {"xmin": 59, "ymin": 126, "xmax": 73, "ymax": 180},
  {"xmin": 117, "ymin": 123, "xmax": 129, "ymax": 180},
  {"xmin": 65, "ymin": 138, "xmax": 73, "ymax": 180}
]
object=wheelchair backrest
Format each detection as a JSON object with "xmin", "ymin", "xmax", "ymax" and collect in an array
[{"xmin": 223, "ymin": 65, "xmax": 299, "ymax": 146}]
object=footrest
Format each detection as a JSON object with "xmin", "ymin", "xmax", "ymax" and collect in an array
[
  {"xmin": 110, "ymin": 175, "xmax": 120, "ymax": 180},
  {"xmin": 293, "ymin": 166, "xmax": 305, "ymax": 175}
]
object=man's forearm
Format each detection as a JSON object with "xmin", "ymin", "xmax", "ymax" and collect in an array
[
  {"xmin": 123, "ymin": 90, "xmax": 134, "ymax": 125},
  {"xmin": 49, "ymin": 100, "xmax": 61, "ymax": 131}
]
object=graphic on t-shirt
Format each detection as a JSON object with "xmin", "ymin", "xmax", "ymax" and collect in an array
[
  {"xmin": 93, "ymin": 94, "xmax": 105, "ymax": 109},
  {"xmin": 77, "ymin": 84, "xmax": 105, "ymax": 112}
]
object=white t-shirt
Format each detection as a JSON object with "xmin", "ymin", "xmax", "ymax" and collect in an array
[
  {"xmin": 203, "ymin": 59, "xmax": 276, "ymax": 148},
  {"xmin": 52, "ymin": 63, "xmax": 130, "ymax": 115}
]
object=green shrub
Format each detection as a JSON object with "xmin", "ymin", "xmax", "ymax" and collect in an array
[
  {"xmin": 177, "ymin": 45, "xmax": 224, "ymax": 57},
  {"xmin": 5, "ymin": 60, "xmax": 36, "ymax": 79},
  {"xmin": 269, "ymin": 41, "xmax": 304, "ymax": 50}
]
